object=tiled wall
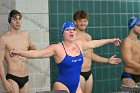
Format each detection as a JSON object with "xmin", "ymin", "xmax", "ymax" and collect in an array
[
  {"xmin": 49, "ymin": 0, "xmax": 140, "ymax": 93},
  {"xmin": 0, "ymin": 0, "xmax": 50, "ymax": 93}
]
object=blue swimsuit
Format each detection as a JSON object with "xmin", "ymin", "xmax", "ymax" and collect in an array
[
  {"xmin": 56, "ymin": 42, "xmax": 83, "ymax": 93},
  {"xmin": 121, "ymin": 72, "xmax": 140, "ymax": 83}
]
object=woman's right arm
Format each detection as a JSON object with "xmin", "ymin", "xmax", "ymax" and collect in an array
[{"xmin": 10, "ymin": 44, "xmax": 56, "ymax": 58}]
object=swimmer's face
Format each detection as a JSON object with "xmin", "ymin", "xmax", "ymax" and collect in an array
[
  {"xmin": 133, "ymin": 23, "xmax": 140, "ymax": 34},
  {"xmin": 74, "ymin": 18, "xmax": 88, "ymax": 31},
  {"xmin": 10, "ymin": 15, "xmax": 22, "ymax": 30},
  {"xmin": 63, "ymin": 27, "xmax": 76, "ymax": 41}
]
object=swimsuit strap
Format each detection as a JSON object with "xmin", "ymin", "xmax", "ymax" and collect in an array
[
  {"xmin": 74, "ymin": 42, "xmax": 82, "ymax": 53},
  {"xmin": 61, "ymin": 42, "xmax": 82, "ymax": 55},
  {"xmin": 61, "ymin": 42, "xmax": 67, "ymax": 55}
]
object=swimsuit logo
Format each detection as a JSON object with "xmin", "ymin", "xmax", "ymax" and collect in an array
[{"xmin": 72, "ymin": 59, "xmax": 81, "ymax": 62}]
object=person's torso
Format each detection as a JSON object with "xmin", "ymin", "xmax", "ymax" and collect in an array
[
  {"xmin": 4, "ymin": 31, "xmax": 30, "ymax": 76},
  {"xmin": 75, "ymin": 32, "xmax": 93, "ymax": 72},
  {"xmin": 55, "ymin": 42, "xmax": 83, "ymax": 93},
  {"xmin": 57, "ymin": 43, "xmax": 83, "ymax": 76},
  {"xmin": 124, "ymin": 39, "xmax": 140, "ymax": 74}
]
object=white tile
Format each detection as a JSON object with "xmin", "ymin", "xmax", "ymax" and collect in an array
[
  {"xmin": 34, "ymin": 74, "xmax": 50, "ymax": 88},
  {"xmin": 16, "ymin": 0, "xmax": 48, "ymax": 13},
  {"xmin": 21, "ymin": 14, "xmax": 49, "ymax": 31},
  {"xmin": 0, "ymin": 0, "xmax": 15, "ymax": 13},
  {"xmin": 0, "ymin": 14, "xmax": 9, "ymax": 35},
  {"xmin": 29, "ymin": 74, "xmax": 35, "ymax": 88},
  {"xmin": 0, "ymin": 81, "xmax": 4, "ymax": 91}
]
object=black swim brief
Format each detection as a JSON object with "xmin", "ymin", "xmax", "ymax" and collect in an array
[
  {"xmin": 6, "ymin": 73, "xmax": 29, "ymax": 88},
  {"xmin": 80, "ymin": 70, "xmax": 92, "ymax": 81}
]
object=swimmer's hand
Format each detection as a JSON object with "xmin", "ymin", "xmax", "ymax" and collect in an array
[
  {"xmin": 9, "ymin": 49, "xmax": 18, "ymax": 57},
  {"xmin": 109, "ymin": 38, "xmax": 121, "ymax": 46},
  {"xmin": 108, "ymin": 55, "xmax": 122, "ymax": 64},
  {"xmin": 3, "ymin": 80, "xmax": 13, "ymax": 92}
]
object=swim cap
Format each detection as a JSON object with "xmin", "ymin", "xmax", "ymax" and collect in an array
[
  {"xmin": 61, "ymin": 22, "xmax": 76, "ymax": 34},
  {"xmin": 128, "ymin": 16, "xmax": 140, "ymax": 30}
]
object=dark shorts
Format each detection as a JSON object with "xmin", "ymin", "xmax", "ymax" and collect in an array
[
  {"xmin": 6, "ymin": 73, "xmax": 29, "ymax": 88},
  {"xmin": 80, "ymin": 70, "xmax": 92, "ymax": 81},
  {"xmin": 121, "ymin": 72, "xmax": 140, "ymax": 83}
]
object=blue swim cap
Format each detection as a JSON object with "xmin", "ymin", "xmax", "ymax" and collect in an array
[
  {"xmin": 61, "ymin": 22, "xmax": 76, "ymax": 34},
  {"xmin": 128, "ymin": 16, "xmax": 140, "ymax": 30}
]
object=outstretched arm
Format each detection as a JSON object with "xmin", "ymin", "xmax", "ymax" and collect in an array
[
  {"xmin": 82, "ymin": 38, "xmax": 121, "ymax": 50},
  {"xmin": 10, "ymin": 44, "xmax": 56, "ymax": 58}
]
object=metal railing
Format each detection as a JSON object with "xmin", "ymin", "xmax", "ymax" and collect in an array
[{"xmin": 121, "ymin": 84, "xmax": 140, "ymax": 93}]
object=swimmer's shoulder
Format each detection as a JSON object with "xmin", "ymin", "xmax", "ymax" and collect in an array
[{"xmin": 121, "ymin": 37, "xmax": 132, "ymax": 47}]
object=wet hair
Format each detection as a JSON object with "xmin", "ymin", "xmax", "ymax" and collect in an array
[
  {"xmin": 73, "ymin": 10, "xmax": 88, "ymax": 21},
  {"xmin": 8, "ymin": 9, "xmax": 22, "ymax": 23}
]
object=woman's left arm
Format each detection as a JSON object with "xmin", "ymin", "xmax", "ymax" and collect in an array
[{"xmin": 82, "ymin": 38, "xmax": 121, "ymax": 50}]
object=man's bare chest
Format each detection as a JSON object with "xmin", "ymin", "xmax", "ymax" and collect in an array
[
  {"xmin": 131, "ymin": 42, "xmax": 140, "ymax": 55},
  {"xmin": 6, "ymin": 37, "xmax": 29, "ymax": 50}
]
